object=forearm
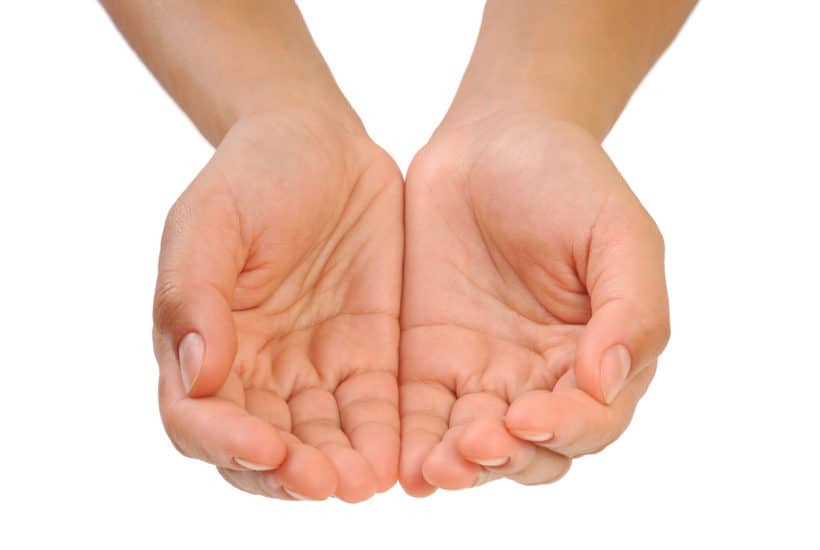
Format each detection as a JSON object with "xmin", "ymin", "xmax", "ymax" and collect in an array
[
  {"xmin": 101, "ymin": 0, "xmax": 360, "ymax": 145},
  {"xmin": 447, "ymin": 0, "xmax": 697, "ymax": 140}
]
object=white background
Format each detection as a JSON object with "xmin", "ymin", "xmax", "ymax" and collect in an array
[{"xmin": 1, "ymin": 1, "xmax": 818, "ymax": 548}]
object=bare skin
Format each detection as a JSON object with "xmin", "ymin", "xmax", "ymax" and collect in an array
[
  {"xmin": 153, "ymin": 113, "xmax": 403, "ymax": 502},
  {"xmin": 400, "ymin": 113, "xmax": 666, "ymax": 494},
  {"xmin": 399, "ymin": 0, "xmax": 695, "ymax": 495},
  {"xmin": 103, "ymin": 2, "xmax": 403, "ymax": 501},
  {"xmin": 104, "ymin": 0, "xmax": 696, "ymax": 500}
]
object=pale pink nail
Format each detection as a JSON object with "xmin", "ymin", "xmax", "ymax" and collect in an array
[
  {"xmin": 234, "ymin": 457, "xmax": 276, "ymax": 471},
  {"xmin": 601, "ymin": 344, "xmax": 632, "ymax": 404},
  {"xmin": 283, "ymin": 487, "xmax": 308, "ymax": 500},
  {"xmin": 178, "ymin": 332, "xmax": 204, "ymax": 394},
  {"xmin": 513, "ymin": 431, "xmax": 554, "ymax": 443},
  {"xmin": 473, "ymin": 457, "xmax": 509, "ymax": 467}
]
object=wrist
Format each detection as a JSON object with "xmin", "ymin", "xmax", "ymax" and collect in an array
[
  {"xmin": 437, "ymin": 92, "xmax": 599, "ymax": 148},
  {"xmin": 214, "ymin": 71, "xmax": 365, "ymax": 146},
  {"xmin": 143, "ymin": 1, "xmax": 365, "ymax": 145},
  {"xmin": 444, "ymin": 63, "xmax": 614, "ymax": 143},
  {"xmin": 427, "ymin": 98, "xmax": 601, "ymax": 172},
  {"xmin": 441, "ymin": 1, "xmax": 622, "ymax": 141},
  {"xmin": 226, "ymin": 104, "xmax": 368, "ymax": 157}
]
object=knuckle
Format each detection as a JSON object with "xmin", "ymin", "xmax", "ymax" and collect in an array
[
  {"xmin": 152, "ymin": 325, "xmax": 168, "ymax": 360},
  {"xmin": 643, "ymin": 309, "xmax": 671, "ymax": 353},
  {"xmin": 634, "ymin": 306, "xmax": 671, "ymax": 354},
  {"xmin": 162, "ymin": 198, "xmax": 193, "ymax": 245},
  {"xmin": 152, "ymin": 276, "xmax": 185, "ymax": 329}
]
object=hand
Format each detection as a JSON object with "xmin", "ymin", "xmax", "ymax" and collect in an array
[
  {"xmin": 152, "ymin": 112, "xmax": 403, "ymax": 502},
  {"xmin": 399, "ymin": 113, "xmax": 669, "ymax": 495}
]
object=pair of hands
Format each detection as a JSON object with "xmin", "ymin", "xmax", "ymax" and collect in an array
[{"xmin": 153, "ymin": 107, "xmax": 669, "ymax": 502}]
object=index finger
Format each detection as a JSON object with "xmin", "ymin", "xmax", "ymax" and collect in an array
[
  {"xmin": 155, "ymin": 329, "xmax": 287, "ymax": 470},
  {"xmin": 505, "ymin": 364, "xmax": 656, "ymax": 457}
]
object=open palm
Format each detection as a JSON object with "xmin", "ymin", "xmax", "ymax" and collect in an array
[
  {"xmin": 153, "ymin": 113, "xmax": 403, "ymax": 502},
  {"xmin": 399, "ymin": 116, "xmax": 670, "ymax": 495}
]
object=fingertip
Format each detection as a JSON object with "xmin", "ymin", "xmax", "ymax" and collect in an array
[
  {"xmin": 575, "ymin": 302, "xmax": 669, "ymax": 405},
  {"xmin": 421, "ymin": 440, "xmax": 480, "ymax": 491},
  {"xmin": 574, "ymin": 343, "xmax": 607, "ymax": 405},
  {"xmin": 349, "ymin": 425, "xmax": 400, "ymax": 493},
  {"xmin": 178, "ymin": 332, "xmax": 203, "ymax": 395},
  {"xmin": 456, "ymin": 419, "xmax": 512, "ymax": 464},
  {"xmin": 276, "ymin": 442, "xmax": 338, "ymax": 501},
  {"xmin": 398, "ymin": 380, "xmax": 454, "ymax": 496},
  {"xmin": 399, "ymin": 476, "xmax": 437, "ymax": 498},
  {"xmin": 505, "ymin": 390, "xmax": 554, "ymax": 433},
  {"xmin": 506, "ymin": 386, "xmax": 640, "ymax": 458},
  {"xmin": 399, "ymin": 434, "xmax": 438, "ymax": 497},
  {"xmin": 323, "ymin": 445, "xmax": 379, "ymax": 503},
  {"xmin": 371, "ymin": 448, "xmax": 399, "ymax": 494},
  {"xmin": 505, "ymin": 392, "xmax": 566, "ymax": 453},
  {"xmin": 599, "ymin": 344, "xmax": 632, "ymax": 404},
  {"xmin": 154, "ymin": 284, "xmax": 238, "ymax": 398},
  {"xmin": 377, "ymin": 476, "xmax": 398, "ymax": 494},
  {"xmin": 184, "ymin": 314, "xmax": 237, "ymax": 398},
  {"xmin": 227, "ymin": 417, "xmax": 288, "ymax": 470}
]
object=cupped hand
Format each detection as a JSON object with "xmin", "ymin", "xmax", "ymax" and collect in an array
[
  {"xmin": 399, "ymin": 114, "xmax": 670, "ymax": 495},
  {"xmin": 152, "ymin": 112, "xmax": 403, "ymax": 502}
]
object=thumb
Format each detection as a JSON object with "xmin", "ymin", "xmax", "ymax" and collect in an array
[
  {"xmin": 575, "ymin": 205, "xmax": 670, "ymax": 405},
  {"xmin": 153, "ymin": 191, "xmax": 243, "ymax": 398}
]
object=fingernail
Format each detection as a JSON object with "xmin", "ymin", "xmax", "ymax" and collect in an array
[
  {"xmin": 234, "ymin": 457, "xmax": 276, "ymax": 471},
  {"xmin": 283, "ymin": 487, "xmax": 308, "ymax": 501},
  {"xmin": 472, "ymin": 457, "xmax": 509, "ymax": 468},
  {"xmin": 178, "ymin": 332, "xmax": 203, "ymax": 394},
  {"xmin": 512, "ymin": 431, "xmax": 554, "ymax": 444},
  {"xmin": 601, "ymin": 344, "xmax": 632, "ymax": 404}
]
